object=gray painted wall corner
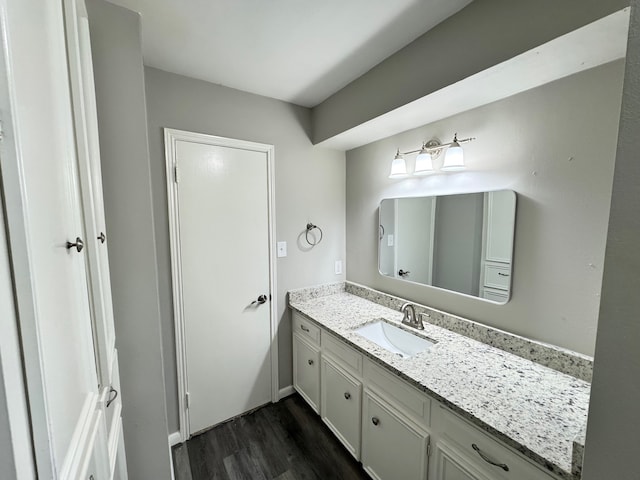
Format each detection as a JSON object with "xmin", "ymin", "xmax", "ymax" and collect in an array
[
  {"xmin": 86, "ymin": 1, "xmax": 172, "ymax": 478},
  {"xmin": 583, "ymin": 0, "xmax": 640, "ymax": 477}
]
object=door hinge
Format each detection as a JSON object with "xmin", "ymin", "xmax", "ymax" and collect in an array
[
  {"xmin": 185, "ymin": 392, "xmax": 190, "ymax": 409},
  {"xmin": 427, "ymin": 439, "xmax": 431, "ymax": 457},
  {"xmin": 0, "ymin": 120, "xmax": 4, "ymax": 142},
  {"xmin": 174, "ymin": 165, "xmax": 180, "ymax": 183}
]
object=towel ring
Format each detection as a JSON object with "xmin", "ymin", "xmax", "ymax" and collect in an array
[{"xmin": 305, "ymin": 223, "xmax": 323, "ymax": 246}]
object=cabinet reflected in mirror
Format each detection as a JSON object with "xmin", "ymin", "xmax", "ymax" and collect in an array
[{"xmin": 378, "ymin": 190, "xmax": 516, "ymax": 303}]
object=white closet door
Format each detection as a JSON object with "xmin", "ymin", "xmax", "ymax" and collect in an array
[
  {"xmin": 0, "ymin": 0, "xmax": 105, "ymax": 475},
  {"xmin": 64, "ymin": 0, "xmax": 116, "ymax": 388}
]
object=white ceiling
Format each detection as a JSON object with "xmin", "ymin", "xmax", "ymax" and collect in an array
[{"xmin": 105, "ymin": 0, "xmax": 472, "ymax": 107}]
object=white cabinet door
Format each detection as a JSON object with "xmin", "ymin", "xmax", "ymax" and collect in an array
[
  {"xmin": 63, "ymin": 0, "xmax": 116, "ymax": 390},
  {"xmin": 361, "ymin": 390, "xmax": 429, "ymax": 480},
  {"xmin": 293, "ymin": 334, "xmax": 321, "ymax": 413},
  {"xmin": 0, "ymin": 0, "xmax": 107, "ymax": 476},
  {"xmin": 63, "ymin": 1, "xmax": 125, "ymax": 477},
  {"xmin": 320, "ymin": 357, "xmax": 362, "ymax": 459},
  {"xmin": 432, "ymin": 440, "xmax": 493, "ymax": 480}
]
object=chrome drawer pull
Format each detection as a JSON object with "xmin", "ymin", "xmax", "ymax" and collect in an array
[
  {"xmin": 344, "ymin": 392, "xmax": 351, "ymax": 400},
  {"xmin": 472, "ymin": 444, "xmax": 509, "ymax": 471},
  {"xmin": 497, "ymin": 272, "xmax": 510, "ymax": 277},
  {"xmin": 106, "ymin": 387, "xmax": 118, "ymax": 408},
  {"xmin": 300, "ymin": 325, "xmax": 310, "ymax": 332}
]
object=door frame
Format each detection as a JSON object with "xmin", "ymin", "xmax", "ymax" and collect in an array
[{"xmin": 164, "ymin": 128, "xmax": 278, "ymax": 442}]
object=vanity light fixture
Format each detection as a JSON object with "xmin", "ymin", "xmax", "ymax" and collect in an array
[
  {"xmin": 390, "ymin": 133, "xmax": 475, "ymax": 178},
  {"xmin": 389, "ymin": 150, "xmax": 409, "ymax": 178}
]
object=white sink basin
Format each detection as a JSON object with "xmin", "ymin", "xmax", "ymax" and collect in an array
[{"xmin": 355, "ymin": 320, "xmax": 435, "ymax": 359}]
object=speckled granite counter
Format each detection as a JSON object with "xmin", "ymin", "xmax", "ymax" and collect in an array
[{"xmin": 288, "ymin": 283, "xmax": 590, "ymax": 480}]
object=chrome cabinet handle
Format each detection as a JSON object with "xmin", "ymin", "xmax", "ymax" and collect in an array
[
  {"xmin": 497, "ymin": 272, "xmax": 510, "ymax": 277},
  {"xmin": 398, "ymin": 269, "xmax": 410, "ymax": 277},
  {"xmin": 97, "ymin": 232, "xmax": 106, "ymax": 243},
  {"xmin": 300, "ymin": 324, "xmax": 310, "ymax": 332},
  {"xmin": 106, "ymin": 387, "xmax": 118, "ymax": 408},
  {"xmin": 66, "ymin": 237, "xmax": 84, "ymax": 253},
  {"xmin": 344, "ymin": 392, "xmax": 351, "ymax": 400},
  {"xmin": 371, "ymin": 417, "xmax": 380, "ymax": 426},
  {"xmin": 307, "ymin": 359, "xmax": 314, "ymax": 365},
  {"xmin": 472, "ymin": 444, "xmax": 509, "ymax": 471}
]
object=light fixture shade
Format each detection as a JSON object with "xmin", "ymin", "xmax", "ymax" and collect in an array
[
  {"xmin": 389, "ymin": 153, "xmax": 408, "ymax": 178},
  {"xmin": 414, "ymin": 151, "xmax": 434, "ymax": 175},
  {"xmin": 441, "ymin": 143, "xmax": 465, "ymax": 171}
]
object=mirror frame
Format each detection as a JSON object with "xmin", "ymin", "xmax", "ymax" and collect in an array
[{"xmin": 378, "ymin": 190, "xmax": 517, "ymax": 304}]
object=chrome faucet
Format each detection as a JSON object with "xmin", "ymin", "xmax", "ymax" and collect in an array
[{"xmin": 401, "ymin": 303, "xmax": 424, "ymax": 330}]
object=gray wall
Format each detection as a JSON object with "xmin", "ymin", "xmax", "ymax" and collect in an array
[
  {"xmin": 143, "ymin": 67, "xmax": 346, "ymax": 434},
  {"xmin": 86, "ymin": 1, "xmax": 172, "ymax": 478},
  {"xmin": 312, "ymin": 0, "xmax": 629, "ymax": 143},
  {"xmin": 345, "ymin": 61, "xmax": 625, "ymax": 355},
  {"xmin": 583, "ymin": 0, "xmax": 640, "ymax": 476}
]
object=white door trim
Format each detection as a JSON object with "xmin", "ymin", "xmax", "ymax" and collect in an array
[{"xmin": 164, "ymin": 128, "xmax": 278, "ymax": 442}]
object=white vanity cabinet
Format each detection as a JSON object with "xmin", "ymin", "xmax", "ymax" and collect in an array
[
  {"xmin": 430, "ymin": 406, "xmax": 558, "ymax": 480},
  {"xmin": 362, "ymin": 390, "xmax": 430, "ymax": 480},
  {"xmin": 293, "ymin": 315, "xmax": 321, "ymax": 413},
  {"xmin": 321, "ymin": 357, "xmax": 362, "ymax": 459}
]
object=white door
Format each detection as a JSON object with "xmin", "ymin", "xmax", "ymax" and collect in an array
[
  {"xmin": 167, "ymin": 131, "xmax": 275, "ymax": 436},
  {"xmin": 0, "ymin": 0, "xmax": 107, "ymax": 476}
]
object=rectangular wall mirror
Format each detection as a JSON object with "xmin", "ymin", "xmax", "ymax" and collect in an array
[{"xmin": 378, "ymin": 190, "xmax": 516, "ymax": 303}]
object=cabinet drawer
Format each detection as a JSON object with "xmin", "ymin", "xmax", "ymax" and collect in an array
[
  {"xmin": 482, "ymin": 287, "xmax": 509, "ymax": 303},
  {"xmin": 292, "ymin": 311, "xmax": 320, "ymax": 345},
  {"xmin": 483, "ymin": 263, "xmax": 511, "ymax": 290},
  {"xmin": 322, "ymin": 331, "xmax": 363, "ymax": 375},
  {"xmin": 435, "ymin": 406, "xmax": 556, "ymax": 480},
  {"xmin": 364, "ymin": 359, "xmax": 431, "ymax": 426}
]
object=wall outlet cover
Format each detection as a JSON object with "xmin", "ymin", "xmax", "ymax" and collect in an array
[{"xmin": 277, "ymin": 241, "xmax": 287, "ymax": 257}]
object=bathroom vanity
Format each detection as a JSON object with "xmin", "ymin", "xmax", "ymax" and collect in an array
[{"xmin": 289, "ymin": 283, "xmax": 590, "ymax": 480}]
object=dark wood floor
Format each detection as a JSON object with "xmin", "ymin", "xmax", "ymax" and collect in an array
[{"xmin": 173, "ymin": 393, "xmax": 370, "ymax": 480}]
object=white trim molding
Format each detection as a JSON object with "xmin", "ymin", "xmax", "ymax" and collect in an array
[
  {"xmin": 164, "ymin": 128, "xmax": 279, "ymax": 443},
  {"xmin": 279, "ymin": 385, "xmax": 296, "ymax": 400}
]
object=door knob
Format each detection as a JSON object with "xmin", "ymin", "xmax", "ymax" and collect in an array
[
  {"xmin": 66, "ymin": 237, "xmax": 84, "ymax": 253},
  {"xmin": 97, "ymin": 232, "xmax": 106, "ymax": 244},
  {"xmin": 398, "ymin": 269, "xmax": 410, "ymax": 277},
  {"xmin": 251, "ymin": 294, "xmax": 268, "ymax": 305}
]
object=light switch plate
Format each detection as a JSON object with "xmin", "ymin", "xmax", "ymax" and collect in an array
[
  {"xmin": 335, "ymin": 260, "xmax": 343, "ymax": 275},
  {"xmin": 387, "ymin": 234, "xmax": 394, "ymax": 247},
  {"xmin": 277, "ymin": 241, "xmax": 287, "ymax": 258}
]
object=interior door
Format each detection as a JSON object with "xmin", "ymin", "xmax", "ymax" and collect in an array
[{"xmin": 175, "ymin": 136, "xmax": 274, "ymax": 435}]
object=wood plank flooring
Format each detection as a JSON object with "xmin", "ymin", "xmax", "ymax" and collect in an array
[{"xmin": 173, "ymin": 394, "xmax": 370, "ymax": 480}]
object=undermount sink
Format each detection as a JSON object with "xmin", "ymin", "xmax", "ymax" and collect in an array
[{"xmin": 355, "ymin": 320, "xmax": 436, "ymax": 359}]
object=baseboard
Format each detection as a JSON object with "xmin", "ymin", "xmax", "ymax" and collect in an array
[
  {"xmin": 279, "ymin": 385, "xmax": 295, "ymax": 400},
  {"xmin": 168, "ymin": 431, "xmax": 182, "ymax": 447}
]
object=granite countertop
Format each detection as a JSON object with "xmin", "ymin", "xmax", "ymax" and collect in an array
[{"xmin": 289, "ymin": 288, "xmax": 590, "ymax": 480}]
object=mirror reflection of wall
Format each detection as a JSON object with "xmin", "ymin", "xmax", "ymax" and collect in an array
[{"xmin": 378, "ymin": 190, "xmax": 516, "ymax": 303}]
